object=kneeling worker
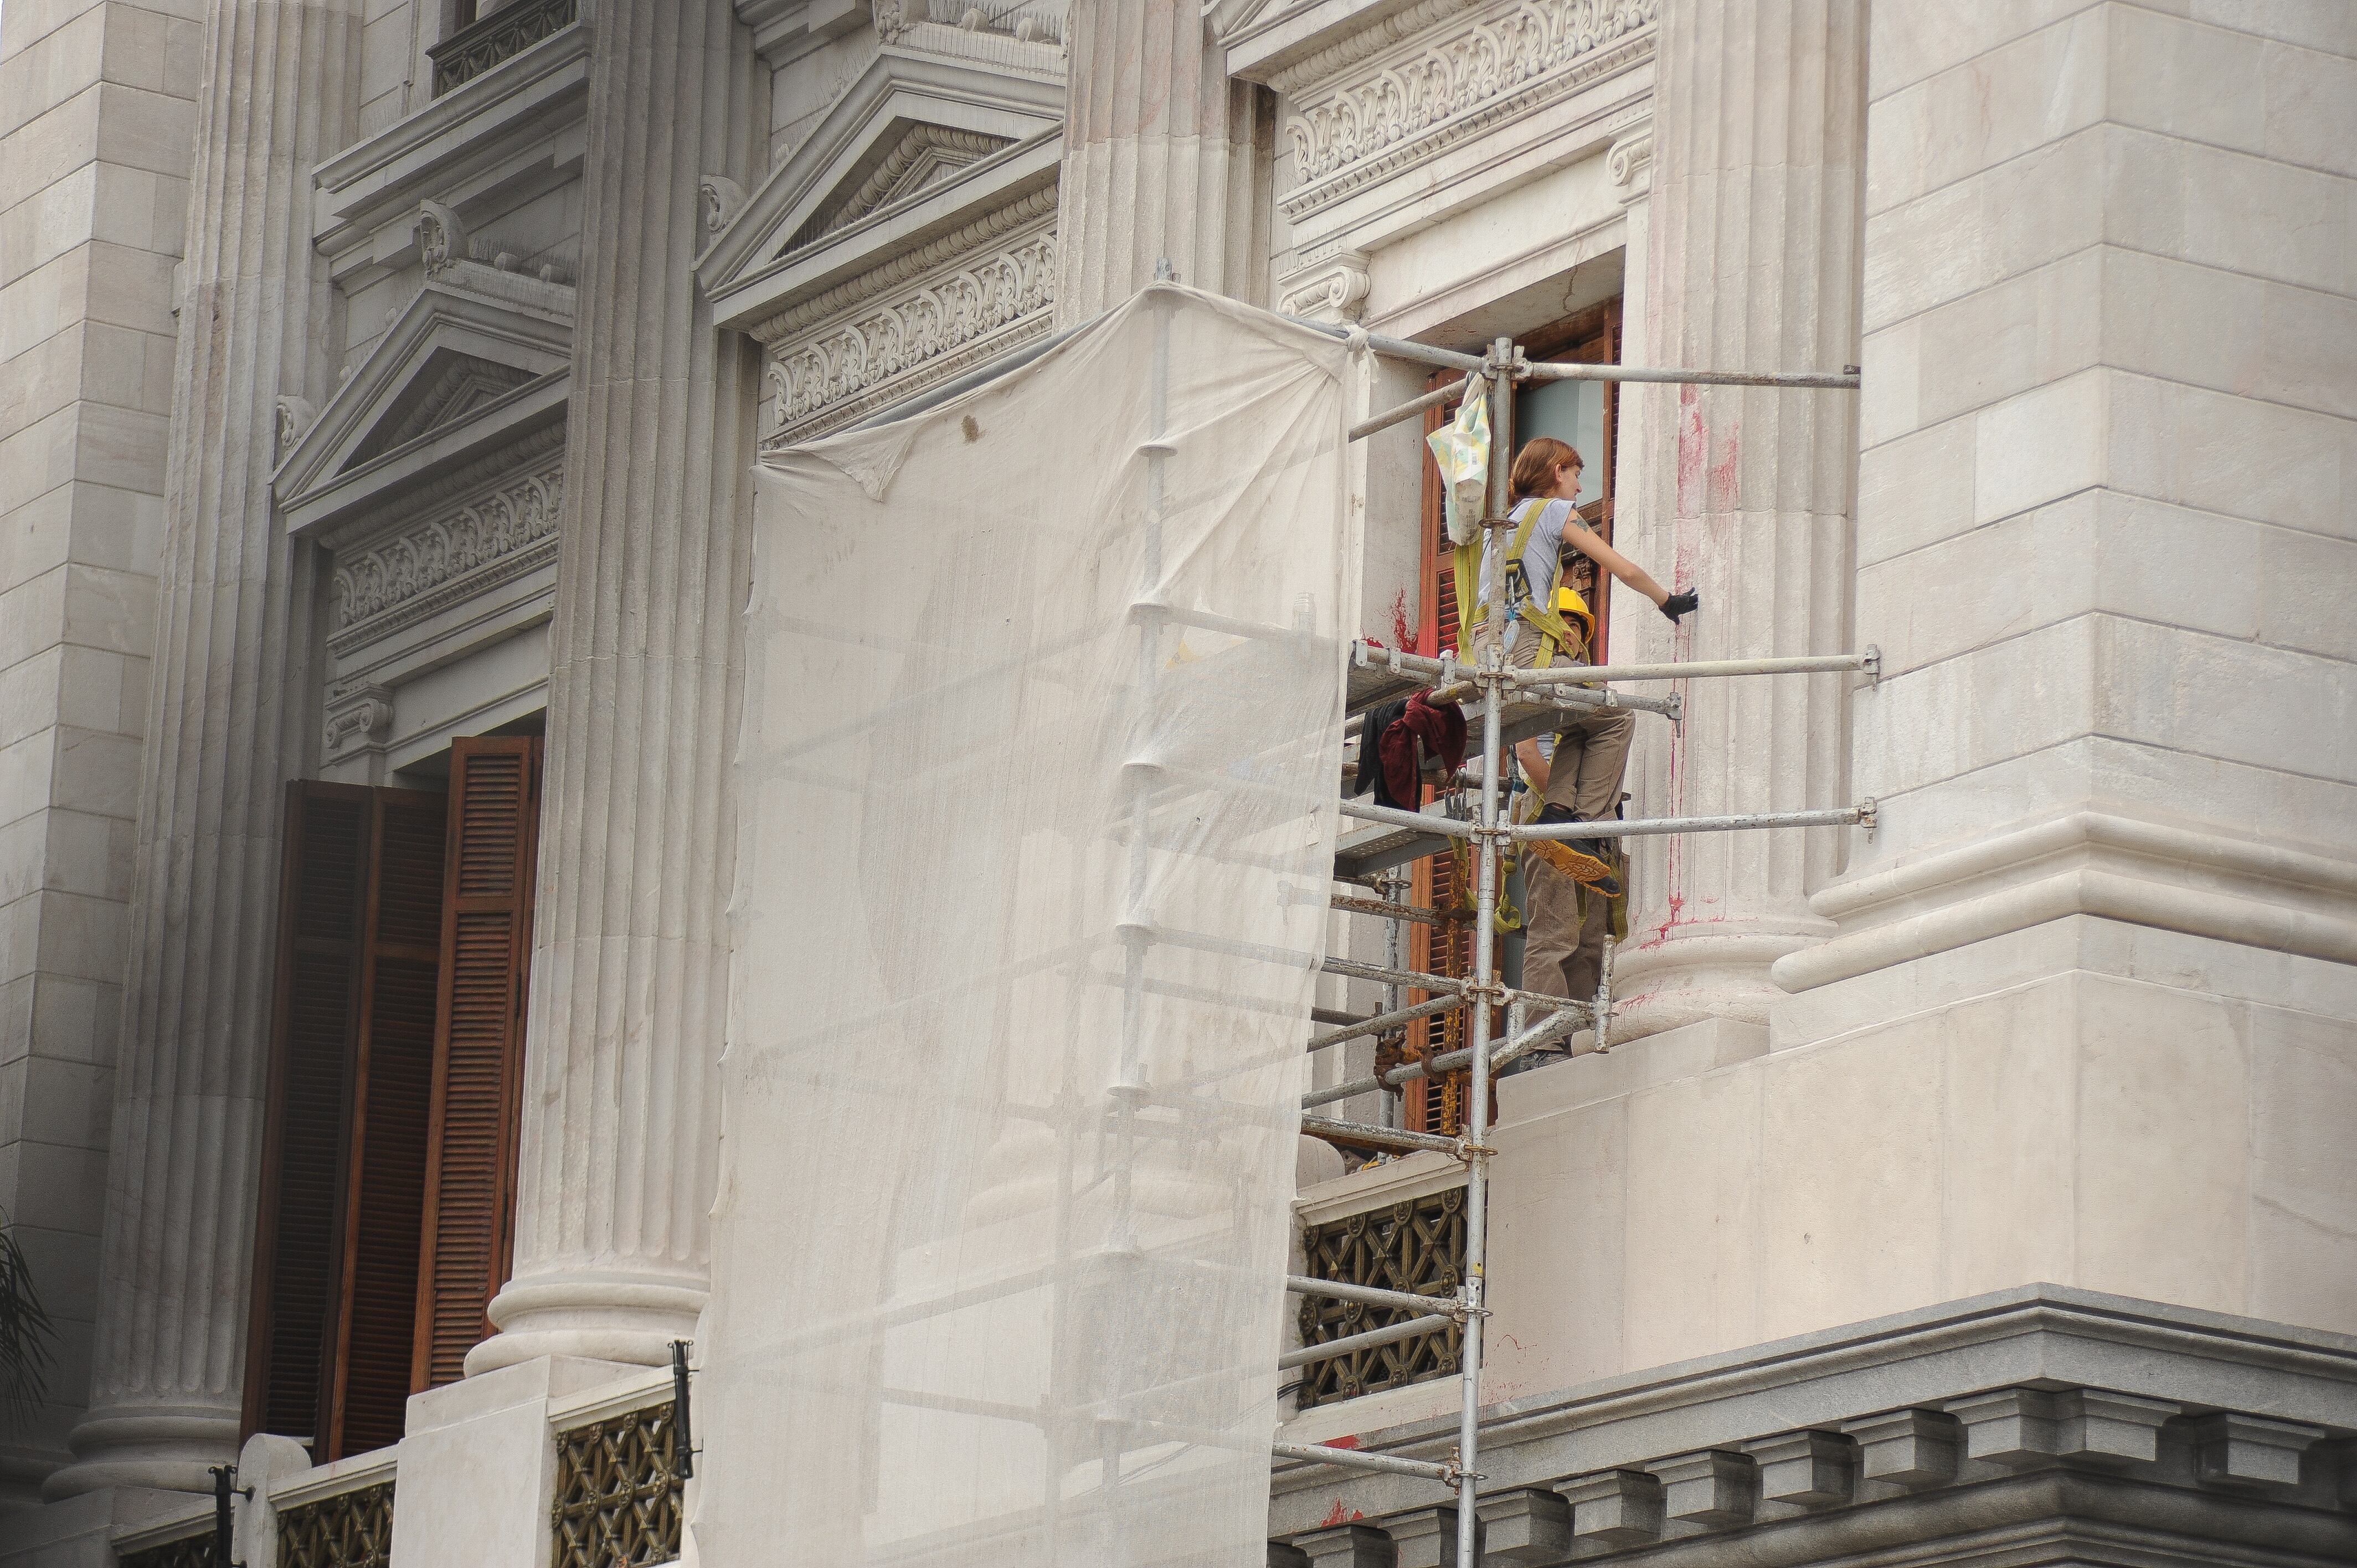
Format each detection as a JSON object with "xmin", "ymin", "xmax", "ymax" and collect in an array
[{"xmin": 1463, "ymin": 436, "xmax": 1696, "ymax": 992}]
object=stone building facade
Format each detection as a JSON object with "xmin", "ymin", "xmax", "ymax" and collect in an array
[{"xmin": 0, "ymin": 1, "xmax": 2351, "ymax": 1564}]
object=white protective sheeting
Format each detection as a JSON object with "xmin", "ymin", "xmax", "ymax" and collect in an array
[{"xmin": 700, "ymin": 286, "xmax": 1353, "ymax": 1568}]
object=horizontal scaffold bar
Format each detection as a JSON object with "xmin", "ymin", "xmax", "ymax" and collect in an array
[
  {"xmin": 1270, "ymin": 1441, "xmax": 1455, "ymax": 1483},
  {"xmin": 1279, "ymin": 1313, "xmax": 1458, "ymax": 1370},
  {"xmin": 1350, "ymin": 375, "xmax": 1473, "ymax": 442},
  {"xmin": 1509, "ymin": 649, "xmax": 1880, "ymax": 685},
  {"xmin": 1322, "ymin": 954, "xmax": 1463, "ymax": 993},
  {"xmin": 1519, "ymin": 360, "xmax": 1860, "ymax": 390},
  {"xmin": 1512, "ymin": 803, "xmax": 1875, "ymax": 841},
  {"xmin": 1301, "ymin": 995, "xmax": 1591, "ymax": 1110},
  {"xmin": 1283, "ymin": 315, "xmax": 1488, "ymax": 373},
  {"xmin": 1329, "ymin": 893, "xmax": 1463, "ymax": 927},
  {"xmin": 1339, "ymin": 800, "xmax": 1475, "ymax": 838},
  {"xmin": 1357, "ymin": 639, "xmax": 1878, "ymax": 686},
  {"xmin": 1306, "ymin": 993, "xmax": 1464, "ymax": 1051},
  {"xmin": 1285, "ymin": 1275, "xmax": 1466, "ymax": 1317},
  {"xmin": 1298, "ymin": 1115, "xmax": 1462, "ymax": 1155}
]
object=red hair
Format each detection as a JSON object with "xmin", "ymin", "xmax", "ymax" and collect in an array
[{"xmin": 1509, "ymin": 437, "xmax": 1583, "ymax": 504}]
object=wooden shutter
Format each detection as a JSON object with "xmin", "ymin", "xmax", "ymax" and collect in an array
[
  {"xmin": 412, "ymin": 735, "xmax": 541, "ymax": 1390},
  {"xmin": 246, "ymin": 783, "xmax": 372, "ymax": 1443},
  {"xmin": 245, "ymin": 783, "xmax": 447, "ymax": 1458},
  {"xmin": 325, "ymin": 790, "xmax": 448, "ymax": 1457}
]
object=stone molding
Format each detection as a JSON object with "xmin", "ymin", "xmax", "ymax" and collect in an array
[
  {"xmin": 1607, "ymin": 118, "xmax": 1652, "ymax": 202},
  {"xmin": 1277, "ymin": 247, "xmax": 1373, "ymax": 323},
  {"xmin": 328, "ymin": 456, "xmax": 564, "ymax": 654},
  {"xmin": 699, "ymin": 173, "xmax": 748, "ymax": 239},
  {"xmin": 1269, "ymin": 1286, "xmax": 2357, "ymax": 1532},
  {"xmin": 786, "ymin": 123, "xmax": 1015, "ymax": 251},
  {"xmin": 759, "ymin": 198, "xmax": 1057, "ymax": 445},
  {"xmin": 323, "ymin": 681, "xmax": 396, "ymax": 762},
  {"xmin": 1259, "ymin": 1, "xmax": 1487, "ymax": 95},
  {"xmin": 1773, "ymin": 810, "xmax": 2357, "ymax": 992},
  {"xmin": 1278, "ymin": 0, "xmax": 1658, "ymax": 223}
]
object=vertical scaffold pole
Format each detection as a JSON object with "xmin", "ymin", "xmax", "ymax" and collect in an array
[
  {"xmin": 1379, "ymin": 865, "xmax": 1408, "ymax": 1129},
  {"xmin": 1455, "ymin": 338, "xmax": 1516, "ymax": 1566}
]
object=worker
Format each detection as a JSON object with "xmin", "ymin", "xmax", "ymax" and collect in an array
[{"xmin": 1463, "ymin": 436, "xmax": 1695, "ymax": 997}]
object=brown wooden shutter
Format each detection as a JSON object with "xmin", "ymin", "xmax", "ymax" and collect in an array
[
  {"xmin": 246, "ymin": 783, "xmax": 447, "ymax": 1457},
  {"xmin": 325, "ymin": 790, "xmax": 448, "ymax": 1457},
  {"xmin": 412, "ymin": 735, "xmax": 541, "ymax": 1390},
  {"xmin": 246, "ymin": 783, "xmax": 372, "ymax": 1444}
]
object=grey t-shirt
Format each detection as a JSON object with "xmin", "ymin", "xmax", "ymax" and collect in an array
[{"xmin": 1479, "ymin": 497, "xmax": 1574, "ymax": 643}]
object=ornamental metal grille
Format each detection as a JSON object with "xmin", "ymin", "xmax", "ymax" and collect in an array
[
  {"xmin": 1296, "ymin": 1185, "xmax": 1470, "ymax": 1409},
  {"xmin": 277, "ymin": 1481, "xmax": 394, "ymax": 1568},
  {"xmin": 552, "ymin": 1401, "xmax": 685, "ymax": 1568},
  {"xmin": 118, "ymin": 1530, "xmax": 215, "ymax": 1568},
  {"xmin": 428, "ymin": 0, "xmax": 578, "ymax": 96}
]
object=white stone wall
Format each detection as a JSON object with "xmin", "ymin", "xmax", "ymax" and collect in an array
[{"xmin": 0, "ymin": 0, "xmax": 197, "ymax": 1504}]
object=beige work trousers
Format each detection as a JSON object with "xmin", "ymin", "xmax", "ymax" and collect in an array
[
  {"xmin": 1476, "ymin": 619, "xmax": 1633, "ymax": 999},
  {"xmin": 1522, "ymin": 857, "xmax": 1611, "ymax": 1001}
]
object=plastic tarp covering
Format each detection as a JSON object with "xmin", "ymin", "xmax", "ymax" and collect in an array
[{"xmin": 698, "ymin": 285, "xmax": 1353, "ymax": 1568}]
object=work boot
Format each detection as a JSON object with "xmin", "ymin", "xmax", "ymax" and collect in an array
[{"xmin": 1525, "ymin": 805, "xmax": 1622, "ymax": 898}]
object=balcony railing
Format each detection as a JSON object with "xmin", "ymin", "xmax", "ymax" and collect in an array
[
  {"xmin": 278, "ymin": 1479, "xmax": 395, "ymax": 1568},
  {"xmin": 1295, "ymin": 1183, "xmax": 1469, "ymax": 1408},
  {"xmin": 429, "ymin": 0, "xmax": 579, "ymax": 97},
  {"xmin": 553, "ymin": 1397, "xmax": 686, "ymax": 1568}
]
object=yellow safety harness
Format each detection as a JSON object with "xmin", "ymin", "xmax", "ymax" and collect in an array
[{"xmin": 1453, "ymin": 498, "xmax": 1594, "ymax": 668}]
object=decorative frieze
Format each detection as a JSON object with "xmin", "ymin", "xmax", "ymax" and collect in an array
[
  {"xmin": 1278, "ymin": 0, "xmax": 1658, "ymax": 221},
  {"xmin": 760, "ymin": 212, "xmax": 1057, "ymax": 445},
  {"xmin": 329, "ymin": 460, "xmax": 563, "ymax": 649}
]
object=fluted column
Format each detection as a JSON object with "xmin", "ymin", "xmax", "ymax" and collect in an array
[
  {"xmin": 1610, "ymin": 0, "xmax": 1865, "ymax": 1037},
  {"xmin": 1056, "ymin": 0, "xmax": 1273, "ymax": 315},
  {"xmin": 469, "ymin": 0, "xmax": 761, "ymax": 1375},
  {"xmin": 48, "ymin": 0, "xmax": 357, "ymax": 1499}
]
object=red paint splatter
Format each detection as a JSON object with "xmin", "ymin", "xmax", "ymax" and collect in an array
[
  {"xmin": 1319, "ymin": 1500, "xmax": 1366, "ymax": 1528},
  {"xmin": 1321, "ymin": 1435, "xmax": 1362, "ymax": 1451},
  {"xmin": 1675, "ymin": 386, "xmax": 1706, "ymax": 516},
  {"xmin": 1708, "ymin": 419, "xmax": 1742, "ymax": 514},
  {"xmin": 1391, "ymin": 589, "xmax": 1420, "ymax": 654}
]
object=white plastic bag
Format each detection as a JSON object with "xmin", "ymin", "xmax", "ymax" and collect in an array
[{"xmin": 1425, "ymin": 373, "xmax": 1490, "ymax": 546}]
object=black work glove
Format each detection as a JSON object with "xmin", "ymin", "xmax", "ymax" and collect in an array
[{"xmin": 1659, "ymin": 589, "xmax": 1700, "ymax": 623}]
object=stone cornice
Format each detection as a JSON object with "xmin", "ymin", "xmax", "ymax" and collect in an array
[
  {"xmin": 1278, "ymin": 0, "xmax": 1658, "ymax": 225},
  {"xmin": 312, "ymin": 18, "xmax": 590, "ymax": 271},
  {"xmin": 327, "ymin": 448, "xmax": 565, "ymax": 657},
  {"xmin": 697, "ymin": 41, "xmax": 1064, "ymax": 295},
  {"xmin": 1263, "ymin": 0, "xmax": 1484, "ymax": 94},
  {"xmin": 318, "ymin": 416, "xmax": 568, "ymax": 555},
  {"xmin": 1771, "ymin": 811, "xmax": 2357, "ymax": 991},
  {"xmin": 1268, "ymin": 1285, "xmax": 2357, "ymax": 1540},
  {"xmin": 759, "ymin": 210, "xmax": 1057, "ymax": 445},
  {"xmin": 745, "ymin": 182, "xmax": 1058, "ymax": 345}
]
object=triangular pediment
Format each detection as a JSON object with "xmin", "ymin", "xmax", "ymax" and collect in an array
[
  {"xmin": 784, "ymin": 121, "xmax": 1015, "ymax": 251},
  {"xmin": 698, "ymin": 39, "xmax": 1063, "ymax": 294},
  {"xmin": 276, "ymin": 261, "xmax": 573, "ymax": 502}
]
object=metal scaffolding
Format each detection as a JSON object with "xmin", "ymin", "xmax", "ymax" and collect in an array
[{"xmin": 1275, "ymin": 321, "xmax": 1865, "ymax": 1567}]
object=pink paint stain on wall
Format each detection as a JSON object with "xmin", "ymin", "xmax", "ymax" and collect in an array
[
  {"xmin": 1708, "ymin": 419, "xmax": 1742, "ymax": 514},
  {"xmin": 1675, "ymin": 385, "xmax": 1707, "ymax": 516}
]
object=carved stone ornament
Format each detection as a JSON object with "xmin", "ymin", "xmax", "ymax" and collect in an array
[
  {"xmin": 324, "ymin": 681, "xmax": 395, "ymax": 757},
  {"xmin": 699, "ymin": 174, "xmax": 747, "ymax": 237},
  {"xmin": 1608, "ymin": 120, "xmax": 1654, "ymax": 200},
  {"xmin": 331, "ymin": 460, "xmax": 564, "ymax": 637},
  {"xmin": 1280, "ymin": 0, "xmax": 1659, "ymax": 221},
  {"xmin": 416, "ymin": 198, "xmax": 468, "ymax": 274},
  {"xmin": 275, "ymin": 395, "xmax": 319, "ymax": 460},
  {"xmin": 759, "ymin": 199, "xmax": 1058, "ymax": 445},
  {"xmin": 1276, "ymin": 249, "xmax": 1372, "ymax": 323}
]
